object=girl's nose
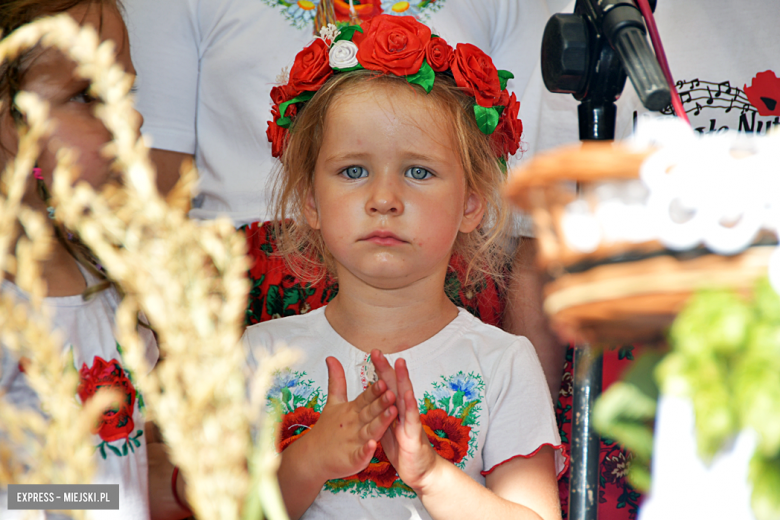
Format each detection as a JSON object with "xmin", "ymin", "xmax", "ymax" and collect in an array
[
  {"xmin": 132, "ymin": 107, "xmax": 144, "ymax": 137},
  {"xmin": 366, "ymin": 175, "xmax": 404, "ymax": 216}
]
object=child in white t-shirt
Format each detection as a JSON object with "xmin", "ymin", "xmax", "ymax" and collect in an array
[
  {"xmin": 0, "ymin": 2, "xmax": 185, "ymax": 518},
  {"xmin": 243, "ymin": 15, "xmax": 566, "ymax": 520}
]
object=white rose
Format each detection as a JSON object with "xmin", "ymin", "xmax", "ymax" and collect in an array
[{"xmin": 329, "ymin": 40, "xmax": 359, "ymax": 69}]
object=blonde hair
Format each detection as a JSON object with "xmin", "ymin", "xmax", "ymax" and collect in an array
[{"xmin": 272, "ymin": 70, "xmax": 511, "ymax": 291}]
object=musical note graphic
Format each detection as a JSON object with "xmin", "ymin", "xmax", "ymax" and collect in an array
[{"xmin": 672, "ymin": 78, "xmax": 755, "ymax": 116}]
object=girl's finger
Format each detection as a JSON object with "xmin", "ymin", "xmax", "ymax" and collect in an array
[
  {"xmin": 358, "ymin": 384, "xmax": 395, "ymax": 425},
  {"xmin": 354, "ymin": 377, "xmax": 387, "ymax": 413},
  {"xmin": 402, "ymin": 389, "xmax": 422, "ymax": 438},
  {"xmin": 325, "ymin": 356, "xmax": 348, "ymax": 404},
  {"xmin": 394, "ymin": 357, "xmax": 414, "ymax": 422},
  {"xmin": 353, "ymin": 439, "xmax": 378, "ymax": 470},
  {"xmin": 362, "ymin": 404, "xmax": 398, "ymax": 442},
  {"xmin": 371, "ymin": 349, "xmax": 398, "ymax": 397}
]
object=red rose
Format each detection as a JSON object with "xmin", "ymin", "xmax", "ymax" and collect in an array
[
  {"xmin": 77, "ymin": 356, "xmax": 136, "ymax": 442},
  {"xmin": 355, "ymin": 14, "xmax": 432, "ymax": 76},
  {"xmin": 277, "ymin": 406, "xmax": 320, "ymax": 452},
  {"xmin": 450, "ymin": 43, "xmax": 501, "ymax": 107},
  {"xmin": 421, "ymin": 408, "xmax": 471, "ymax": 464},
  {"xmin": 425, "ymin": 37, "xmax": 453, "ymax": 72},
  {"xmin": 491, "ymin": 91, "xmax": 523, "ymax": 157},
  {"xmin": 355, "ymin": 441, "xmax": 398, "ymax": 488},
  {"xmin": 289, "ymin": 39, "xmax": 333, "ymax": 93},
  {"xmin": 270, "ymin": 84, "xmax": 298, "ymax": 105},
  {"xmin": 267, "ymin": 103, "xmax": 297, "ymax": 158}
]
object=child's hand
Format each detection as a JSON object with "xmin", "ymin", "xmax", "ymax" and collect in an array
[
  {"xmin": 306, "ymin": 356, "xmax": 398, "ymax": 481},
  {"xmin": 371, "ymin": 350, "xmax": 438, "ymax": 492}
]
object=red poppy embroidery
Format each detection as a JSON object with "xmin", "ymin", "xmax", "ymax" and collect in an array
[
  {"xmin": 278, "ymin": 406, "xmax": 321, "ymax": 452},
  {"xmin": 77, "ymin": 356, "xmax": 136, "ymax": 442},
  {"xmin": 744, "ymin": 70, "xmax": 780, "ymax": 116},
  {"xmin": 421, "ymin": 408, "xmax": 472, "ymax": 464},
  {"xmin": 354, "ymin": 441, "xmax": 398, "ymax": 488}
]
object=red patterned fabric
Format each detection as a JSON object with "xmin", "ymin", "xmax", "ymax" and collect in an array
[{"xmin": 556, "ymin": 345, "xmax": 646, "ymax": 520}]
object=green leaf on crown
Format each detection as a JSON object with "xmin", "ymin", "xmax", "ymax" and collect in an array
[
  {"xmin": 334, "ymin": 25, "xmax": 364, "ymax": 43},
  {"xmin": 406, "ymin": 60, "xmax": 435, "ymax": 94},
  {"xmin": 473, "ymin": 104, "xmax": 500, "ymax": 135},
  {"xmin": 332, "ymin": 63, "xmax": 365, "ymax": 73},
  {"xmin": 497, "ymin": 69, "xmax": 514, "ymax": 91},
  {"xmin": 497, "ymin": 156, "xmax": 508, "ymax": 174},
  {"xmin": 276, "ymin": 91, "xmax": 316, "ymax": 128}
]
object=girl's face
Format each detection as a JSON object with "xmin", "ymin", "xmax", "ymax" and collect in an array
[
  {"xmin": 0, "ymin": 3, "xmax": 141, "ymax": 211},
  {"xmin": 305, "ymin": 84, "xmax": 485, "ymax": 290}
]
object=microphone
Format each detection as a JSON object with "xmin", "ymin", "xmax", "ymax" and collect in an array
[{"xmin": 541, "ymin": 0, "xmax": 670, "ymax": 140}]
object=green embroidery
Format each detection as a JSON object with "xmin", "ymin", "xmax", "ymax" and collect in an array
[
  {"xmin": 261, "ymin": 0, "xmax": 322, "ymax": 30},
  {"xmin": 95, "ymin": 430, "xmax": 144, "ymax": 460},
  {"xmin": 115, "ymin": 341, "xmax": 146, "ymax": 411},
  {"xmin": 267, "ymin": 369, "xmax": 324, "ymax": 414},
  {"xmin": 324, "ymin": 478, "xmax": 416, "ymax": 499},
  {"xmin": 421, "ymin": 371, "xmax": 484, "ymax": 468}
]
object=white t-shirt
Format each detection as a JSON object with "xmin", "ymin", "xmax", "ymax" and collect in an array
[
  {"xmin": 126, "ymin": 0, "xmax": 550, "ymax": 228},
  {"xmin": 523, "ymin": 0, "xmax": 780, "ymax": 157},
  {"xmin": 243, "ymin": 306, "xmax": 565, "ymax": 520},
  {"xmin": 0, "ymin": 272, "xmax": 159, "ymax": 520}
]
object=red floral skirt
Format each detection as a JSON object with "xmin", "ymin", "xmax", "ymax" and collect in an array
[{"xmin": 242, "ymin": 221, "xmax": 643, "ymax": 519}]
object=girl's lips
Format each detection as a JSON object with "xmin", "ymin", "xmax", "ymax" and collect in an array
[{"xmin": 362, "ymin": 231, "xmax": 406, "ymax": 246}]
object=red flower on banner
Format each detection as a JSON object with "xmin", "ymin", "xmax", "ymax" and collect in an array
[
  {"xmin": 744, "ymin": 70, "xmax": 780, "ymax": 116},
  {"xmin": 450, "ymin": 43, "xmax": 501, "ymax": 108},
  {"xmin": 278, "ymin": 406, "xmax": 320, "ymax": 452},
  {"xmin": 355, "ymin": 441, "xmax": 398, "ymax": 488},
  {"xmin": 77, "ymin": 356, "xmax": 136, "ymax": 442},
  {"xmin": 355, "ymin": 14, "xmax": 432, "ymax": 76},
  {"xmin": 289, "ymin": 39, "xmax": 333, "ymax": 94},
  {"xmin": 492, "ymin": 91, "xmax": 523, "ymax": 157},
  {"xmin": 421, "ymin": 408, "xmax": 471, "ymax": 464},
  {"xmin": 425, "ymin": 37, "xmax": 453, "ymax": 72}
]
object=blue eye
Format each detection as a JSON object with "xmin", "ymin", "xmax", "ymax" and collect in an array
[
  {"xmin": 342, "ymin": 166, "xmax": 368, "ymax": 179},
  {"xmin": 405, "ymin": 167, "xmax": 433, "ymax": 180}
]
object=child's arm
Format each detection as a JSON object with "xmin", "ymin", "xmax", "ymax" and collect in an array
[
  {"xmin": 277, "ymin": 356, "xmax": 398, "ymax": 520},
  {"xmin": 373, "ymin": 352, "xmax": 561, "ymax": 520}
]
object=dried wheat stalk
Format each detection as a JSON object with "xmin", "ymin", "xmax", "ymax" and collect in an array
[
  {"xmin": 1, "ymin": 14, "xmax": 292, "ymax": 520},
  {"xmin": 0, "ymin": 82, "xmax": 100, "ymax": 520}
]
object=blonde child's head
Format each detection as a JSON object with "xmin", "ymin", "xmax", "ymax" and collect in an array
[{"xmin": 270, "ymin": 18, "xmax": 521, "ymax": 291}]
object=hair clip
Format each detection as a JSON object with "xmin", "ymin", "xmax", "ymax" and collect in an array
[{"xmin": 33, "ymin": 167, "xmax": 43, "ymax": 180}]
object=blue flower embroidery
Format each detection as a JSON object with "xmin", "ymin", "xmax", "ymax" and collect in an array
[{"xmin": 447, "ymin": 373, "xmax": 478, "ymax": 401}]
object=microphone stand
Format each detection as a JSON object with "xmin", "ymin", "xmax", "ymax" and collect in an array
[{"xmin": 540, "ymin": 3, "xmax": 669, "ymax": 519}]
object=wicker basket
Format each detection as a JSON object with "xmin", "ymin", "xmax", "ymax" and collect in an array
[{"xmin": 504, "ymin": 140, "xmax": 776, "ymax": 344}]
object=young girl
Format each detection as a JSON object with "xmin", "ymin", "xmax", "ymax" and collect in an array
[
  {"xmin": 244, "ymin": 15, "xmax": 566, "ymax": 520},
  {"xmin": 0, "ymin": 2, "xmax": 186, "ymax": 519}
]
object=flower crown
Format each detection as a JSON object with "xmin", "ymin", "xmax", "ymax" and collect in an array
[{"xmin": 267, "ymin": 15, "xmax": 523, "ymax": 164}]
